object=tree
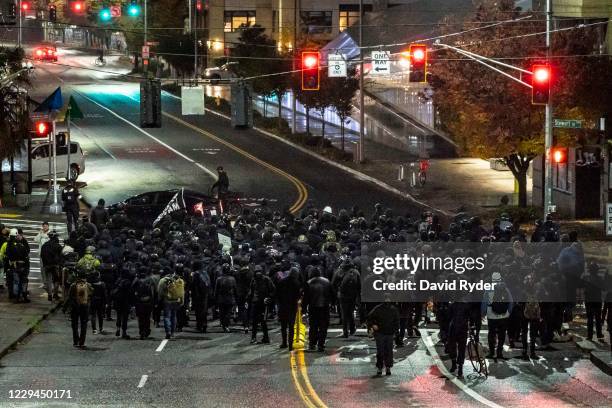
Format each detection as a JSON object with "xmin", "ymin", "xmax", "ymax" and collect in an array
[
  {"xmin": 328, "ymin": 66, "xmax": 359, "ymax": 151},
  {"xmin": 430, "ymin": 0, "xmax": 611, "ymax": 207},
  {"xmin": 228, "ymin": 26, "xmax": 292, "ymax": 127},
  {"xmin": 0, "ymin": 47, "xmax": 30, "ymax": 197}
]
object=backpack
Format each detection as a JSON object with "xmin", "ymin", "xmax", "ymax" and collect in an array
[
  {"xmin": 76, "ymin": 281, "xmax": 90, "ymax": 305},
  {"xmin": 135, "ymin": 279, "xmax": 153, "ymax": 303},
  {"xmin": 490, "ymin": 285, "xmax": 510, "ymax": 315},
  {"xmin": 340, "ymin": 270, "xmax": 359, "ymax": 299},
  {"xmin": 166, "ymin": 277, "xmax": 184, "ymax": 302},
  {"xmin": 524, "ymin": 301, "xmax": 541, "ymax": 320}
]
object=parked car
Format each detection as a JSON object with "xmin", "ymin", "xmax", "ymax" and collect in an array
[
  {"xmin": 31, "ymin": 142, "xmax": 85, "ymax": 182},
  {"xmin": 107, "ymin": 189, "xmax": 248, "ymax": 228},
  {"xmin": 32, "ymin": 44, "xmax": 58, "ymax": 62},
  {"xmin": 203, "ymin": 62, "xmax": 238, "ymax": 84}
]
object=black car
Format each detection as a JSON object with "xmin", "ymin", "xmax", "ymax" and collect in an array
[{"xmin": 107, "ymin": 189, "xmax": 241, "ymax": 228}]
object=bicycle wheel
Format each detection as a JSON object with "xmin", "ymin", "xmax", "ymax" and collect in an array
[{"xmin": 467, "ymin": 340, "xmax": 481, "ymax": 373}]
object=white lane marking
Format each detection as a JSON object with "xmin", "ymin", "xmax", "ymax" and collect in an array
[
  {"xmin": 71, "ymin": 122, "xmax": 118, "ymax": 160},
  {"xmin": 137, "ymin": 374, "xmax": 148, "ymax": 388},
  {"xmin": 421, "ymin": 330, "xmax": 504, "ymax": 408},
  {"xmin": 155, "ymin": 339, "xmax": 168, "ymax": 353},
  {"xmin": 75, "ymin": 92, "xmax": 217, "ymax": 180}
]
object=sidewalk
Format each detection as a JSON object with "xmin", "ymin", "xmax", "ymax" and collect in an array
[{"xmin": 0, "ymin": 185, "xmax": 74, "ymax": 361}]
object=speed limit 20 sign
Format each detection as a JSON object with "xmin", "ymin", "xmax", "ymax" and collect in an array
[{"xmin": 327, "ymin": 53, "xmax": 347, "ymax": 77}]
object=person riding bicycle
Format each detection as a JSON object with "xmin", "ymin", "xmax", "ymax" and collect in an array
[
  {"xmin": 211, "ymin": 166, "xmax": 229, "ymax": 197},
  {"xmin": 419, "ymin": 158, "xmax": 430, "ymax": 174}
]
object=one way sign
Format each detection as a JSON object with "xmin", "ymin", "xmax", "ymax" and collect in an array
[{"xmin": 370, "ymin": 51, "xmax": 390, "ymax": 76}]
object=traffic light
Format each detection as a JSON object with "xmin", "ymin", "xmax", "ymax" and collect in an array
[
  {"xmin": 551, "ymin": 147, "xmax": 567, "ymax": 164},
  {"xmin": 33, "ymin": 121, "xmax": 52, "ymax": 138},
  {"xmin": 8, "ymin": 2, "xmax": 17, "ymax": 18},
  {"xmin": 99, "ymin": 7, "xmax": 111, "ymax": 21},
  {"xmin": 20, "ymin": 1, "xmax": 31, "ymax": 12},
  {"xmin": 48, "ymin": 5, "xmax": 56, "ymax": 22},
  {"xmin": 408, "ymin": 44, "xmax": 427, "ymax": 82},
  {"xmin": 195, "ymin": 0, "xmax": 202, "ymax": 12},
  {"xmin": 301, "ymin": 51, "xmax": 320, "ymax": 91},
  {"xmin": 531, "ymin": 64, "xmax": 550, "ymax": 105},
  {"xmin": 127, "ymin": 2, "xmax": 140, "ymax": 17},
  {"xmin": 70, "ymin": 0, "xmax": 85, "ymax": 14}
]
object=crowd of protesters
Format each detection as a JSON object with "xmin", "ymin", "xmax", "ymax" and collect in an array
[{"xmin": 1, "ymin": 199, "xmax": 611, "ymax": 378}]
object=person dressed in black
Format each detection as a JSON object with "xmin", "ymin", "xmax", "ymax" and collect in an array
[
  {"xmin": 211, "ymin": 166, "xmax": 230, "ymax": 196},
  {"xmin": 40, "ymin": 231, "xmax": 63, "ymax": 301},
  {"xmin": 61, "ymin": 180, "xmax": 80, "ymax": 233},
  {"xmin": 447, "ymin": 300, "xmax": 471, "ymax": 378},
  {"xmin": 63, "ymin": 272, "xmax": 93, "ymax": 348},
  {"xmin": 304, "ymin": 266, "xmax": 334, "ymax": 352},
  {"xmin": 367, "ymin": 299, "xmax": 400, "ymax": 376},
  {"xmin": 247, "ymin": 265, "xmax": 275, "ymax": 344},
  {"xmin": 90, "ymin": 199, "xmax": 110, "ymax": 231},
  {"xmin": 113, "ymin": 267, "xmax": 134, "ymax": 339},
  {"xmin": 215, "ymin": 264, "xmax": 237, "ymax": 333},
  {"xmin": 132, "ymin": 266, "xmax": 156, "ymax": 339},
  {"xmin": 277, "ymin": 267, "xmax": 302, "ymax": 350},
  {"xmin": 6, "ymin": 229, "xmax": 30, "ymax": 303},
  {"xmin": 89, "ymin": 272, "xmax": 107, "ymax": 334},
  {"xmin": 191, "ymin": 261, "xmax": 211, "ymax": 333}
]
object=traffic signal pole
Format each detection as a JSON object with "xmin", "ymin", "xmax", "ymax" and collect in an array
[
  {"xmin": 358, "ymin": 0, "xmax": 365, "ymax": 163},
  {"xmin": 143, "ymin": 0, "xmax": 148, "ymax": 74},
  {"xmin": 49, "ymin": 121, "xmax": 61, "ymax": 214},
  {"xmin": 543, "ymin": 0, "xmax": 554, "ymax": 218},
  {"xmin": 18, "ymin": 0, "xmax": 22, "ymax": 47}
]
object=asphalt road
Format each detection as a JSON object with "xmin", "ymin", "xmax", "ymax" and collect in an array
[
  {"xmin": 28, "ymin": 52, "xmax": 416, "ymax": 217},
  {"xmin": 3, "ymin": 49, "xmax": 611, "ymax": 408}
]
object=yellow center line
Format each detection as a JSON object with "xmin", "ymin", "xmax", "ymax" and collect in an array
[
  {"xmin": 162, "ymin": 111, "xmax": 308, "ymax": 214},
  {"xmin": 0, "ymin": 214, "xmax": 23, "ymax": 218},
  {"xmin": 290, "ymin": 350, "xmax": 328, "ymax": 408}
]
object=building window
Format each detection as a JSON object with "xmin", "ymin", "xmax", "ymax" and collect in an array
[
  {"xmin": 339, "ymin": 4, "xmax": 371, "ymax": 32},
  {"xmin": 224, "ymin": 11, "xmax": 256, "ymax": 32},
  {"xmin": 300, "ymin": 11, "xmax": 332, "ymax": 34},
  {"xmin": 272, "ymin": 10, "xmax": 277, "ymax": 32}
]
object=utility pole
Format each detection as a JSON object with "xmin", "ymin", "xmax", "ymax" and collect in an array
[
  {"xmin": 49, "ymin": 121, "xmax": 61, "ymax": 214},
  {"xmin": 18, "ymin": 0, "xmax": 22, "ymax": 47},
  {"xmin": 143, "ymin": 0, "xmax": 148, "ymax": 74},
  {"xmin": 543, "ymin": 0, "xmax": 553, "ymax": 217},
  {"xmin": 291, "ymin": 0, "xmax": 298, "ymax": 134},
  {"xmin": 358, "ymin": 0, "xmax": 365, "ymax": 162}
]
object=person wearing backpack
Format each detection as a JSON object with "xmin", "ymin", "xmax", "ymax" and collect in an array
[
  {"xmin": 336, "ymin": 265, "xmax": 361, "ymax": 338},
  {"xmin": 132, "ymin": 266, "xmax": 156, "ymax": 339},
  {"xmin": 481, "ymin": 272, "xmax": 514, "ymax": 361},
  {"xmin": 158, "ymin": 270, "xmax": 185, "ymax": 339},
  {"xmin": 113, "ymin": 268, "xmax": 134, "ymax": 339},
  {"xmin": 191, "ymin": 261, "xmax": 211, "ymax": 333},
  {"xmin": 63, "ymin": 272, "xmax": 93, "ymax": 348},
  {"xmin": 521, "ymin": 274, "xmax": 541, "ymax": 360},
  {"xmin": 215, "ymin": 264, "xmax": 237, "ymax": 333},
  {"xmin": 89, "ymin": 272, "xmax": 107, "ymax": 335}
]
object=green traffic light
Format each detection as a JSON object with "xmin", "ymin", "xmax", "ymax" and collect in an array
[
  {"xmin": 100, "ymin": 8, "xmax": 111, "ymax": 21},
  {"xmin": 128, "ymin": 4, "xmax": 140, "ymax": 16}
]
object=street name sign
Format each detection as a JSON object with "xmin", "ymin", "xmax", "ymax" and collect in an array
[
  {"xmin": 370, "ymin": 51, "xmax": 390, "ymax": 76},
  {"xmin": 328, "ymin": 53, "xmax": 347, "ymax": 77},
  {"xmin": 553, "ymin": 119, "xmax": 582, "ymax": 129}
]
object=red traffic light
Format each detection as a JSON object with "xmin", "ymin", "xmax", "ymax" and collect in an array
[
  {"xmin": 301, "ymin": 51, "xmax": 320, "ymax": 91},
  {"xmin": 71, "ymin": 1, "xmax": 85, "ymax": 13},
  {"xmin": 196, "ymin": 0, "xmax": 202, "ymax": 11},
  {"xmin": 21, "ymin": 2, "xmax": 30, "ymax": 11},
  {"xmin": 408, "ymin": 44, "xmax": 427, "ymax": 83},
  {"xmin": 531, "ymin": 64, "xmax": 550, "ymax": 105},
  {"xmin": 33, "ymin": 121, "xmax": 52, "ymax": 137},
  {"xmin": 551, "ymin": 147, "xmax": 567, "ymax": 164}
]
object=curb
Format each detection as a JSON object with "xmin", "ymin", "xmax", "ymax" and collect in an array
[
  {"xmin": 161, "ymin": 90, "xmax": 453, "ymax": 218},
  {"xmin": 0, "ymin": 302, "xmax": 62, "ymax": 361},
  {"xmin": 590, "ymin": 351, "xmax": 612, "ymax": 376}
]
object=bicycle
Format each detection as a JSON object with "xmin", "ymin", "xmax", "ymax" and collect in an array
[{"xmin": 466, "ymin": 326, "xmax": 488, "ymax": 377}]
